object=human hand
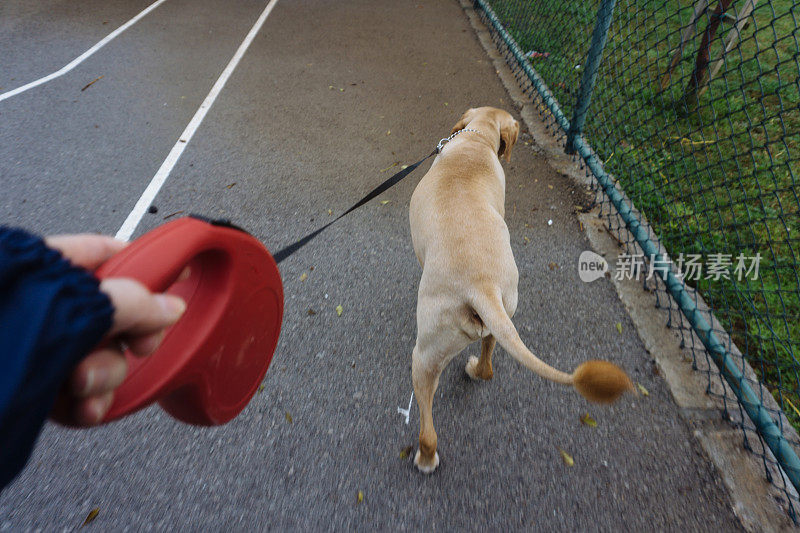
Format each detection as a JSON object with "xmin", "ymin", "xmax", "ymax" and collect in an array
[{"xmin": 45, "ymin": 234, "xmax": 186, "ymax": 426}]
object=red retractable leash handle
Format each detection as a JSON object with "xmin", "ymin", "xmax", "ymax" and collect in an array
[{"xmin": 94, "ymin": 216, "xmax": 284, "ymax": 425}]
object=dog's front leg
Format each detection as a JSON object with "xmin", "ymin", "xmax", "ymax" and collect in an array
[{"xmin": 412, "ymin": 345, "xmax": 441, "ymax": 474}]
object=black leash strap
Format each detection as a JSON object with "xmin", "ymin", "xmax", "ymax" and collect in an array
[{"xmin": 272, "ymin": 149, "xmax": 437, "ymax": 264}]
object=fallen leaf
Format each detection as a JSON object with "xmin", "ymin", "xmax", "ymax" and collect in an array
[
  {"xmin": 615, "ymin": 322, "xmax": 623, "ymax": 334},
  {"xmin": 82, "ymin": 508, "xmax": 99, "ymax": 526},
  {"xmin": 285, "ymin": 412, "xmax": 293, "ymax": 423},
  {"xmin": 580, "ymin": 413, "xmax": 597, "ymax": 427},
  {"xmin": 258, "ymin": 384, "xmax": 266, "ymax": 393},
  {"xmin": 81, "ymin": 75, "xmax": 104, "ymax": 91},
  {"xmin": 163, "ymin": 210, "xmax": 184, "ymax": 220},
  {"xmin": 548, "ymin": 184, "xmax": 554, "ymax": 189},
  {"xmin": 559, "ymin": 449, "xmax": 574, "ymax": 467},
  {"xmin": 226, "ymin": 182, "xmax": 237, "ymax": 189},
  {"xmin": 400, "ymin": 165, "xmax": 409, "ymax": 170},
  {"xmin": 339, "ymin": 88, "xmax": 344, "ymax": 92},
  {"xmin": 357, "ymin": 491, "xmax": 364, "ymax": 503},
  {"xmin": 380, "ymin": 162, "xmax": 399, "ymax": 173},
  {"xmin": 444, "ymin": 102, "xmax": 449, "ymax": 106},
  {"xmin": 637, "ymin": 383, "xmax": 649, "ymax": 396},
  {"xmin": 386, "ymin": 130, "xmax": 391, "ymax": 136},
  {"xmin": 327, "ymin": 209, "xmax": 333, "ymax": 216},
  {"xmin": 328, "ymin": 85, "xmax": 334, "ymax": 90},
  {"xmin": 336, "ymin": 305, "xmax": 343, "ymax": 317},
  {"xmin": 307, "ymin": 308, "xmax": 317, "ymax": 316},
  {"xmin": 399, "ymin": 445, "xmax": 413, "ymax": 459},
  {"xmin": 380, "ymin": 200, "xmax": 390, "ymax": 205},
  {"xmin": 299, "ymin": 272, "xmax": 308, "ymax": 282},
  {"xmin": 548, "ymin": 262, "xmax": 559, "ymax": 270}
]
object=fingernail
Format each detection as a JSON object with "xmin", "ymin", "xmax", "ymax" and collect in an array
[
  {"xmin": 156, "ymin": 295, "xmax": 186, "ymax": 322},
  {"xmin": 92, "ymin": 394, "xmax": 114, "ymax": 423},
  {"xmin": 81, "ymin": 369, "xmax": 95, "ymax": 396}
]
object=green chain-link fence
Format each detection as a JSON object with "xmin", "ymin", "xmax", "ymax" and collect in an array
[{"xmin": 472, "ymin": 0, "xmax": 800, "ymax": 519}]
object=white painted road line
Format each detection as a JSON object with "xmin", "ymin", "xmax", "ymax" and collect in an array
[
  {"xmin": 115, "ymin": 0, "xmax": 281, "ymax": 241},
  {"xmin": 0, "ymin": 0, "xmax": 170, "ymax": 103},
  {"xmin": 397, "ymin": 392, "xmax": 413, "ymax": 425}
]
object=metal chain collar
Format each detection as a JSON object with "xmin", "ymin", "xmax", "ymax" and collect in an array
[{"xmin": 436, "ymin": 128, "xmax": 483, "ymax": 153}]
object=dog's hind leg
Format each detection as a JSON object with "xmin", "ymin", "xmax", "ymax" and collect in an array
[
  {"xmin": 466, "ymin": 335, "xmax": 495, "ymax": 381},
  {"xmin": 412, "ymin": 345, "xmax": 442, "ymax": 474}
]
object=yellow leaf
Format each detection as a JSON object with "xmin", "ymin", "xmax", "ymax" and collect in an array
[
  {"xmin": 357, "ymin": 491, "xmax": 364, "ymax": 503},
  {"xmin": 336, "ymin": 305, "xmax": 343, "ymax": 317},
  {"xmin": 285, "ymin": 412, "xmax": 293, "ymax": 423},
  {"xmin": 258, "ymin": 384, "xmax": 266, "ymax": 393},
  {"xmin": 327, "ymin": 209, "xmax": 333, "ymax": 216},
  {"xmin": 401, "ymin": 165, "xmax": 409, "ymax": 170},
  {"xmin": 380, "ymin": 200, "xmax": 390, "ymax": 205},
  {"xmin": 580, "ymin": 413, "xmax": 597, "ymax": 427},
  {"xmin": 399, "ymin": 445, "xmax": 413, "ymax": 459},
  {"xmin": 386, "ymin": 130, "xmax": 391, "ymax": 135},
  {"xmin": 615, "ymin": 322, "xmax": 623, "ymax": 334},
  {"xmin": 559, "ymin": 449, "xmax": 574, "ymax": 467},
  {"xmin": 299, "ymin": 272, "xmax": 308, "ymax": 282},
  {"xmin": 637, "ymin": 383, "xmax": 649, "ymax": 396},
  {"xmin": 82, "ymin": 508, "xmax": 99, "ymax": 527}
]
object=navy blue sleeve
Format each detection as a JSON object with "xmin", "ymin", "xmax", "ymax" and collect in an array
[{"xmin": 0, "ymin": 227, "xmax": 114, "ymax": 490}]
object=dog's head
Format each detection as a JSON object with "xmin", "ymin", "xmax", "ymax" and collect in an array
[{"xmin": 450, "ymin": 107, "xmax": 520, "ymax": 162}]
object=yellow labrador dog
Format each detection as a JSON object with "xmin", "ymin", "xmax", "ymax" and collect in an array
[{"xmin": 408, "ymin": 107, "xmax": 633, "ymax": 473}]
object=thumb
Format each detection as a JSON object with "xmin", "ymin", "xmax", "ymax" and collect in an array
[{"xmin": 100, "ymin": 278, "xmax": 186, "ymax": 337}]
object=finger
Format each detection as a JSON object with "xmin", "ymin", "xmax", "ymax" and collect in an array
[
  {"xmin": 45, "ymin": 234, "xmax": 127, "ymax": 270},
  {"xmin": 124, "ymin": 330, "xmax": 166, "ymax": 357},
  {"xmin": 100, "ymin": 278, "xmax": 186, "ymax": 336},
  {"xmin": 68, "ymin": 347, "xmax": 128, "ymax": 397},
  {"xmin": 73, "ymin": 392, "xmax": 115, "ymax": 426}
]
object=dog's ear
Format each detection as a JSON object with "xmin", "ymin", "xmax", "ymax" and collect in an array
[
  {"xmin": 451, "ymin": 108, "xmax": 476, "ymax": 135},
  {"xmin": 498, "ymin": 117, "xmax": 520, "ymax": 163}
]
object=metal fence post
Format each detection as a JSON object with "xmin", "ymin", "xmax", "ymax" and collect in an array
[{"xmin": 566, "ymin": 0, "xmax": 617, "ymax": 154}]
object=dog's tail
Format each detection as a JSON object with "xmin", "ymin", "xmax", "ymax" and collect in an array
[{"xmin": 470, "ymin": 289, "xmax": 634, "ymax": 403}]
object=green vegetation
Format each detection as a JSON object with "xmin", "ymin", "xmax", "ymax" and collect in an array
[{"xmin": 490, "ymin": 0, "xmax": 800, "ymax": 429}]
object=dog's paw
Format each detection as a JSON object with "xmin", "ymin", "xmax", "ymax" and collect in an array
[
  {"xmin": 414, "ymin": 450, "xmax": 440, "ymax": 474},
  {"xmin": 465, "ymin": 356, "xmax": 481, "ymax": 380},
  {"xmin": 466, "ymin": 356, "xmax": 493, "ymax": 380}
]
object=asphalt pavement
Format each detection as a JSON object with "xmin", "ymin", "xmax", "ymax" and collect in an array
[{"xmin": 0, "ymin": 0, "xmax": 743, "ymax": 530}]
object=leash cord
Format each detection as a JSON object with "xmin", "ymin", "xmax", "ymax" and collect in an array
[{"xmin": 272, "ymin": 149, "xmax": 437, "ymax": 264}]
